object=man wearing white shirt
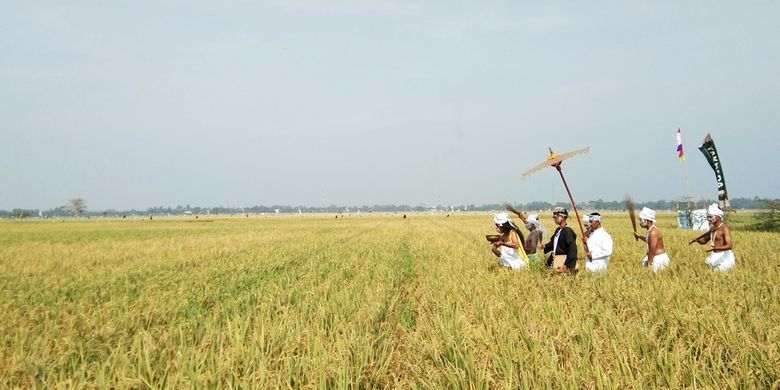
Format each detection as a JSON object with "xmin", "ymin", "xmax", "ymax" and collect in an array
[{"xmin": 583, "ymin": 213, "xmax": 613, "ymax": 273}]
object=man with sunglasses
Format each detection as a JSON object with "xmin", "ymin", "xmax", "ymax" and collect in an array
[
  {"xmin": 689, "ymin": 203, "xmax": 736, "ymax": 271},
  {"xmin": 543, "ymin": 207, "xmax": 578, "ymax": 273}
]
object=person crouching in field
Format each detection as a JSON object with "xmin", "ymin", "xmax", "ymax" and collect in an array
[
  {"xmin": 491, "ymin": 212, "xmax": 529, "ymax": 270},
  {"xmin": 633, "ymin": 207, "xmax": 670, "ymax": 271},
  {"xmin": 543, "ymin": 207, "xmax": 578, "ymax": 273},
  {"xmin": 690, "ymin": 203, "xmax": 736, "ymax": 271},
  {"xmin": 583, "ymin": 213, "xmax": 613, "ymax": 273}
]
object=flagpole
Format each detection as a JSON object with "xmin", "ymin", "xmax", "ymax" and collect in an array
[
  {"xmin": 683, "ymin": 159, "xmax": 690, "ymax": 210},
  {"xmin": 677, "ymin": 128, "xmax": 691, "ymax": 210}
]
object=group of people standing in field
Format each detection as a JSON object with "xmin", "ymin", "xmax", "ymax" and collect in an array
[{"xmin": 490, "ymin": 203, "xmax": 735, "ymax": 273}]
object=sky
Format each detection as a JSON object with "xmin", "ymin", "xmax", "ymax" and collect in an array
[{"xmin": 1, "ymin": 1, "xmax": 779, "ymax": 210}]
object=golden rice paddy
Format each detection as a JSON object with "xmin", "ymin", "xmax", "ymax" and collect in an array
[{"xmin": 1, "ymin": 212, "xmax": 778, "ymax": 388}]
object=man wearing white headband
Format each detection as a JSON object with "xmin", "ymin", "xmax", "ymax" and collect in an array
[
  {"xmin": 491, "ymin": 212, "xmax": 528, "ymax": 270},
  {"xmin": 523, "ymin": 214, "xmax": 544, "ymax": 266},
  {"xmin": 583, "ymin": 213, "xmax": 613, "ymax": 273},
  {"xmin": 633, "ymin": 207, "xmax": 671, "ymax": 271},
  {"xmin": 689, "ymin": 204, "xmax": 735, "ymax": 271},
  {"xmin": 582, "ymin": 215, "xmax": 592, "ymax": 238}
]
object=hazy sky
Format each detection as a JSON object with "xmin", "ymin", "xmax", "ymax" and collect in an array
[{"xmin": 2, "ymin": 1, "xmax": 778, "ymax": 210}]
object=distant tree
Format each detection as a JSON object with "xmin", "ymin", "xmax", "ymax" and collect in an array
[
  {"xmin": 11, "ymin": 209, "xmax": 31, "ymax": 220},
  {"xmin": 730, "ymin": 197, "xmax": 772, "ymax": 210},
  {"xmin": 68, "ymin": 198, "xmax": 86, "ymax": 217},
  {"xmin": 747, "ymin": 200, "xmax": 780, "ymax": 232}
]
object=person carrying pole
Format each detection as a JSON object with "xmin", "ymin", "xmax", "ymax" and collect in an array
[
  {"xmin": 543, "ymin": 207, "xmax": 578, "ymax": 273},
  {"xmin": 633, "ymin": 207, "xmax": 671, "ymax": 272}
]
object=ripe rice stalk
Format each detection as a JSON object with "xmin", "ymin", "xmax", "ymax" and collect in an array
[
  {"xmin": 625, "ymin": 194, "xmax": 638, "ymax": 241},
  {"xmin": 0, "ymin": 214, "xmax": 778, "ymax": 388}
]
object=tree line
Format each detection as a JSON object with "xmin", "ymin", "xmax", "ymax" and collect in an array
[{"xmin": 1, "ymin": 197, "xmax": 777, "ymax": 220}]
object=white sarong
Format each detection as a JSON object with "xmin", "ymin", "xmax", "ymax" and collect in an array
[
  {"xmin": 706, "ymin": 250, "xmax": 736, "ymax": 272},
  {"xmin": 499, "ymin": 246, "xmax": 527, "ymax": 270},
  {"xmin": 586, "ymin": 256, "xmax": 610, "ymax": 273},
  {"xmin": 641, "ymin": 253, "xmax": 670, "ymax": 272}
]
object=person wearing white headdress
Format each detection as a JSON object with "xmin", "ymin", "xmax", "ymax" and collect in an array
[
  {"xmin": 582, "ymin": 215, "xmax": 592, "ymax": 238},
  {"xmin": 583, "ymin": 213, "xmax": 613, "ymax": 272},
  {"xmin": 491, "ymin": 212, "xmax": 528, "ymax": 270},
  {"xmin": 689, "ymin": 204, "xmax": 735, "ymax": 271},
  {"xmin": 505, "ymin": 207, "xmax": 545, "ymax": 267},
  {"xmin": 632, "ymin": 207, "xmax": 671, "ymax": 271},
  {"xmin": 523, "ymin": 214, "xmax": 544, "ymax": 266}
]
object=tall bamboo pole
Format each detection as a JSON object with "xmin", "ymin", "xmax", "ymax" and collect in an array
[{"xmin": 555, "ymin": 163, "xmax": 587, "ymax": 248}]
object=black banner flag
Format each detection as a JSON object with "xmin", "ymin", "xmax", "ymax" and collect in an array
[{"xmin": 698, "ymin": 133, "xmax": 730, "ymax": 208}]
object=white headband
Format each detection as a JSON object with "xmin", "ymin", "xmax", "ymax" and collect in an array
[
  {"xmin": 707, "ymin": 203, "xmax": 723, "ymax": 218},
  {"xmin": 526, "ymin": 214, "xmax": 541, "ymax": 227},
  {"xmin": 493, "ymin": 212, "xmax": 509, "ymax": 225},
  {"xmin": 639, "ymin": 207, "xmax": 656, "ymax": 222},
  {"xmin": 589, "ymin": 215, "xmax": 602, "ymax": 222}
]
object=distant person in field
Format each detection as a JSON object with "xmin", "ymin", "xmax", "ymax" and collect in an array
[
  {"xmin": 690, "ymin": 203, "xmax": 735, "ymax": 271},
  {"xmin": 543, "ymin": 207, "xmax": 578, "ymax": 273},
  {"xmin": 583, "ymin": 213, "xmax": 613, "ymax": 273},
  {"xmin": 633, "ymin": 207, "xmax": 670, "ymax": 271},
  {"xmin": 491, "ymin": 212, "xmax": 528, "ymax": 270}
]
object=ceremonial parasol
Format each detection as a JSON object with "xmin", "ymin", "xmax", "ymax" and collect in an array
[{"xmin": 522, "ymin": 146, "xmax": 590, "ymax": 242}]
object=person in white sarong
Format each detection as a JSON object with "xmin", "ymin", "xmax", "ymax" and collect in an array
[
  {"xmin": 690, "ymin": 204, "xmax": 736, "ymax": 271},
  {"xmin": 583, "ymin": 213, "xmax": 613, "ymax": 272},
  {"xmin": 633, "ymin": 207, "xmax": 670, "ymax": 271},
  {"xmin": 491, "ymin": 212, "xmax": 528, "ymax": 270}
]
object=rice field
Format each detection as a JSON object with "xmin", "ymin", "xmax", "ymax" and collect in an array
[{"xmin": 1, "ymin": 212, "xmax": 778, "ymax": 388}]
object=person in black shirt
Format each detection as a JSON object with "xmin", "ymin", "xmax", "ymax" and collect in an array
[{"xmin": 543, "ymin": 207, "xmax": 578, "ymax": 273}]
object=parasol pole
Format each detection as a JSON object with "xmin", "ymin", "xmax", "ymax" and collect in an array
[
  {"xmin": 554, "ymin": 162, "xmax": 586, "ymax": 245},
  {"xmin": 677, "ymin": 128, "xmax": 691, "ymax": 210},
  {"xmin": 683, "ymin": 160, "xmax": 691, "ymax": 210},
  {"xmin": 522, "ymin": 146, "xmax": 591, "ymax": 254}
]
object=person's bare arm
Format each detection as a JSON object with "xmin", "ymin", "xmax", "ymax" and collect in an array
[
  {"xmin": 503, "ymin": 204, "xmax": 527, "ymax": 223},
  {"xmin": 689, "ymin": 229, "xmax": 713, "ymax": 245},
  {"xmin": 721, "ymin": 226, "xmax": 733, "ymax": 250},
  {"xmin": 634, "ymin": 231, "xmax": 646, "ymax": 242},
  {"xmin": 491, "ymin": 241, "xmax": 502, "ymax": 257}
]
